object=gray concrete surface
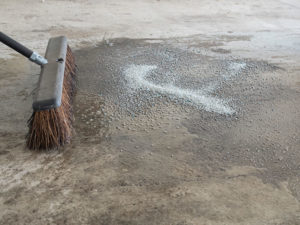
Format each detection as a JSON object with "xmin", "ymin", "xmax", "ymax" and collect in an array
[{"xmin": 0, "ymin": 0, "xmax": 300, "ymax": 224}]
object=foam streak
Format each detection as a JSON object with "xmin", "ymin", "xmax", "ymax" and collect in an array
[{"xmin": 124, "ymin": 65, "xmax": 235, "ymax": 115}]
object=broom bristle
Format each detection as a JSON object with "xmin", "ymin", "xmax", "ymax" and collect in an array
[{"xmin": 26, "ymin": 46, "xmax": 76, "ymax": 150}]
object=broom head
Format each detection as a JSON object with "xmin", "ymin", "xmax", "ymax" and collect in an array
[{"xmin": 26, "ymin": 36, "xmax": 76, "ymax": 150}]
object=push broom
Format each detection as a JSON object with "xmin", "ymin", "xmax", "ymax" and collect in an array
[{"xmin": 0, "ymin": 32, "xmax": 77, "ymax": 150}]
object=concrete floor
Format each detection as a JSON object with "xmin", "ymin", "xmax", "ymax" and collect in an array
[{"xmin": 0, "ymin": 0, "xmax": 300, "ymax": 224}]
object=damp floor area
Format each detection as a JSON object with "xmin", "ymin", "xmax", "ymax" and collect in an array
[{"xmin": 1, "ymin": 0, "xmax": 300, "ymax": 225}]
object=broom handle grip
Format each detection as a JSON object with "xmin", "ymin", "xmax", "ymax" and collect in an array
[
  {"xmin": 0, "ymin": 32, "xmax": 48, "ymax": 65},
  {"xmin": 0, "ymin": 32, "xmax": 33, "ymax": 58}
]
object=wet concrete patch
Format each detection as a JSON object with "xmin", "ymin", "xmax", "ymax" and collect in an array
[
  {"xmin": 71, "ymin": 38, "xmax": 300, "ymax": 185},
  {"xmin": 75, "ymin": 38, "xmax": 278, "ymax": 118},
  {"xmin": 73, "ymin": 93, "xmax": 109, "ymax": 145}
]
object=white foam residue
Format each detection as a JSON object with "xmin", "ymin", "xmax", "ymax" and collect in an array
[
  {"xmin": 124, "ymin": 64, "xmax": 235, "ymax": 115},
  {"xmin": 223, "ymin": 62, "xmax": 246, "ymax": 79}
]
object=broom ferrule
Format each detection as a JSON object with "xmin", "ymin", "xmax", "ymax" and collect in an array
[{"xmin": 29, "ymin": 51, "xmax": 48, "ymax": 66}]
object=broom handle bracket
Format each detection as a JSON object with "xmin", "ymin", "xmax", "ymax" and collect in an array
[{"xmin": 0, "ymin": 31, "xmax": 48, "ymax": 66}]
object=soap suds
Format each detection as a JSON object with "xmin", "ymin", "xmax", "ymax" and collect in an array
[{"xmin": 124, "ymin": 64, "xmax": 235, "ymax": 115}]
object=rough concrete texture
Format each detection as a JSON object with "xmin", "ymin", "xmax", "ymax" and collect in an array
[{"xmin": 0, "ymin": 0, "xmax": 300, "ymax": 225}]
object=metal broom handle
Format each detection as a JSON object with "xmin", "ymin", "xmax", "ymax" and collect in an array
[{"xmin": 0, "ymin": 31, "xmax": 48, "ymax": 66}]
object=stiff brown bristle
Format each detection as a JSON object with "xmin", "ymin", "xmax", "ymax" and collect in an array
[{"xmin": 26, "ymin": 46, "xmax": 77, "ymax": 150}]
